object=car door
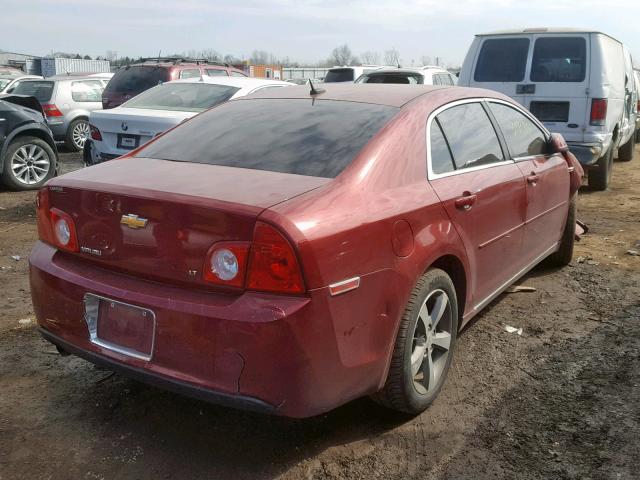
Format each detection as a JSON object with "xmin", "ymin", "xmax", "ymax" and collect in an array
[
  {"xmin": 428, "ymin": 100, "xmax": 527, "ymax": 307},
  {"xmin": 487, "ymin": 101, "xmax": 570, "ymax": 266}
]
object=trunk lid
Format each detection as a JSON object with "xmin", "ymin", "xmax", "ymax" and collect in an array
[
  {"xmin": 47, "ymin": 157, "xmax": 329, "ymax": 287},
  {"xmin": 90, "ymin": 107, "xmax": 195, "ymax": 154}
]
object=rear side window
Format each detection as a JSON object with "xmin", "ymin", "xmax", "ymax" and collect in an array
[
  {"xmin": 206, "ymin": 69, "xmax": 228, "ymax": 76},
  {"xmin": 71, "ymin": 80, "xmax": 103, "ymax": 102},
  {"xmin": 324, "ymin": 68, "xmax": 354, "ymax": 82},
  {"xmin": 360, "ymin": 73, "xmax": 421, "ymax": 84},
  {"xmin": 180, "ymin": 69, "xmax": 201, "ymax": 79},
  {"xmin": 434, "ymin": 74, "xmax": 454, "ymax": 86},
  {"xmin": 489, "ymin": 102, "xmax": 547, "ymax": 158},
  {"xmin": 137, "ymin": 99, "xmax": 398, "ymax": 178},
  {"xmin": 436, "ymin": 103, "xmax": 504, "ymax": 170},
  {"xmin": 531, "ymin": 37, "xmax": 587, "ymax": 82},
  {"xmin": 474, "ymin": 38, "xmax": 530, "ymax": 82},
  {"xmin": 104, "ymin": 66, "xmax": 170, "ymax": 96},
  {"xmin": 122, "ymin": 83, "xmax": 240, "ymax": 112},
  {"xmin": 429, "ymin": 121, "xmax": 455, "ymax": 174},
  {"xmin": 11, "ymin": 81, "xmax": 54, "ymax": 102}
]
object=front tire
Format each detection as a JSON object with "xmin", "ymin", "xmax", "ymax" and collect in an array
[
  {"xmin": 618, "ymin": 134, "xmax": 635, "ymax": 162},
  {"xmin": 372, "ymin": 269, "xmax": 458, "ymax": 414},
  {"xmin": 588, "ymin": 145, "xmax": 613, "ymax": 190},
  {"xmin": 547, "ymin": 193, "xmax": 577, "ymax": 267},
  {"xmin": 1, "ymin": 136, "xmax": 56, "ymax": 191},
  {"xmin": 65, "ymin": 118, "xmax": 90, "ymax": 151}
]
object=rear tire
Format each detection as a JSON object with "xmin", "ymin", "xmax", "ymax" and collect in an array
[
  {"xmin": 547, "ymin": 193, "xmax": 577, "ymax": 267},
  {"xmin": 618, "ymin": 134, "xmax": 635, "ymax": 162},
  {"xmin": 588, "ymin": 145, "xmax": 613, "ymax": 191},
  {"xmin": 371, "ymin": 269, "xmax": 458, "ymax": 414},
  {"xmin": 65, "ymin": 118, "xmax": 89, "ymax": 152}
]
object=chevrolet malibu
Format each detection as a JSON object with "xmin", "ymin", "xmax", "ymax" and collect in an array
[{"xmin": 30, "ymin": 84, "xmax": 583, "ymax": 417}]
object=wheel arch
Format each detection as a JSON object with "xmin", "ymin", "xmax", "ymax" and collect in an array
[{"xmin": 428, "ymin": 254, "xmax": 467, "ymax": 327}]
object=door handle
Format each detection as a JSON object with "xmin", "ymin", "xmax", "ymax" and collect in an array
[
  {"xmin": 527, "ymin": 173, "xmax": 540, "ymax": 184},
  {"xmin": 454, "ymin": 192, "xmax": 477, "ymax": 211}
]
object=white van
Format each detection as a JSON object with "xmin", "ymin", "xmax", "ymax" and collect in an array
[{"xmin": 459, "ymin": 28, "xmax": 637, "ymax": 190}]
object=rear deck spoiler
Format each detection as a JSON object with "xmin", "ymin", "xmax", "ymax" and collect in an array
[{"xmin": 0, "ymin": 94, "xmax": 44, "ymax": 116}]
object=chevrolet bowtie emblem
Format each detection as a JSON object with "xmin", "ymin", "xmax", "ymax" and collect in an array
[{"xmin": 120, "ymin": 214, "xmax": 148, "ymax": 229}]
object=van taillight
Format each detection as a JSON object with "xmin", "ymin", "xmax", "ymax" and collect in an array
[
  {"xmin": 42, "ymin": 104, "xmax": 63, "ymax": 117},
  {"xmin": 202, "ymin": 222, "xmax": 305, "ymax": 294},
  {"xmin": 590, "ymin": 98, "xmax": 607, "ymax": 126}
]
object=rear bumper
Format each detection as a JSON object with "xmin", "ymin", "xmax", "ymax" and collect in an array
[
  {"xmin": 29, "ymin": 241, "xmax": 394, "ymax": 417},
  {"xmin": 566, "ymin": 143, "xmax": 603, "ymax": 167},
  {"xmin": 83, "ymin": 139, "xmax": 120, "ymax": 166}
]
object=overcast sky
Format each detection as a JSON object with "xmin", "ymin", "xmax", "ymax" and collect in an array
[{"xmin": 2, "ymin": 0, "xmax": 639, "ymax": 66}]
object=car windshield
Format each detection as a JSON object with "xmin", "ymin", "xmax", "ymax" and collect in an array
[
  {"xmin": 531, "ymin": 37, "xmax": 587, "ymax": 82},
  {"xmin": 324, "ymin": 68, "xmax": 355, "ymax": 82},
  {"xmin": 122, "ymin": 83, "xmax": 240, "ymax": 112},
  {"xmin": 357, "ymin": 73, "xmax": 422, "ymax": 84},
  {"xmin": 104, "ymin": 66, "xmax": 170, "ymax": 96},
  {"xmin": 474, "ymin": 38, "xmax": 530, "ymax": 82},
  {"xmin": 11, "ymin": 81, "xmax": 54, "ymax": 102},
  {"xmin": 137, "ymin": 98, "xmax": 398, "ymax": 178}
]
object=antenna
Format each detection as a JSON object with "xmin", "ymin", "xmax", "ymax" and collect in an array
[{"xmin": 308, "ymin": 79, "xmax": 325, "ymax": 96}]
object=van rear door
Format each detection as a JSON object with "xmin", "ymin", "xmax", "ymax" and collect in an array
[
  {"xmin": 526, "ymin": 34, "xmax": 590, "ymax": 143},
  {"xmin": 469, "ymin": 35, "xmax": 532, "ymax": 106}
]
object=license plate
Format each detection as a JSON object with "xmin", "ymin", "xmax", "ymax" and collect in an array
[
  {"xmin": 117, "ymin": 134, "xmax": 140, "ymax": 150},
  {"xmin": 84, "ymin": 294, "xmax": 156, "ymax": 360}
]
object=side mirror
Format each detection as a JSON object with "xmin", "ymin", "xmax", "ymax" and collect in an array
[{"xmin": 549, "ymin": 132, "xmax": 569, "ymax": 154}]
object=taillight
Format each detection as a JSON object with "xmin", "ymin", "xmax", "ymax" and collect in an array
[
  {"xmin": 90, "ymin": 124, "xmax": 102, "ymax": 141},
  {"xmin": 202, "ymin": 222, "xmax": 305, "ymax": 294},
  {"xmin": 203, "ymin": 242, "xmax": 250, "ymax": 288},
  {"xmin": 247, "ymin": 222, "xmax": 304, "ymax": 294},
  {"xmin": 637, "ymin": 100, "xmax": 640, "ymax": 112},
  {"xmin": 36, "ymin": 189, "xmax": 79, "ymax": 252},
  {"xmin": 590, "ymin": 98, "xmax": 607, "ymax": 126},
  {"xmin": 42, "ymin": 103, "xmax": 63, "ymax": 117}
]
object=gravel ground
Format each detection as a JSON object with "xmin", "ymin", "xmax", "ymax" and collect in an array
[{"xmin": 0, "ymin": 147, "xmax": 639, "ymax": 480}]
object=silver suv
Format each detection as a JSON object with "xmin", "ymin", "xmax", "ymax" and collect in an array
[{"xmin": 10, "ymin": 75, "xmax": 105, "ymax": 151}]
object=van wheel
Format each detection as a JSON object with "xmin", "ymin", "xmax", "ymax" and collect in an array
[
  {"xmin": 65, "ymin": 118, "xmax": 90, "ymax": 151},
  {"xmin": 547, "ymin": 193, "xmax": 577, "ymax": 267},
  {"xmin": 588, "ymin": 145, "xmax": 613, "ymax": 190},
  {"xmin": 618, "ymin": 135, "xmax": 635, "ymax": 162},
  {"xmin": 1, "ymin": 136, "xmax": 56, "ymax": 191},
  {"xmin": 371, "ymin": 269, "xmax": 458, "ymax": 414}
]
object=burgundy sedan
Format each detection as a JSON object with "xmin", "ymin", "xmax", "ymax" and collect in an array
[{"xmin": 30, "ymin": 84, "xmax": 583, "ymax": 417}]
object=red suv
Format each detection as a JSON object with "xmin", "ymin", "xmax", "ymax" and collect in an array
[{"xmin": 101, "ymin": 58, "xmax": 247, "ymax": 109}]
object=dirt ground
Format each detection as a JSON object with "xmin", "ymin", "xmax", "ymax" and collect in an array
[{"xmin": 1, "ymin": 147, "xmax": 639, "ymax": 480}]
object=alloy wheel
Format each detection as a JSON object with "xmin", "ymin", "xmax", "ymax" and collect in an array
[
  {"xmin": 410, "ymin": 289, "xmax": 453, "ymax": 395},
  {"xmin": 72, "ymin": 121, "xmax": 90, "ymax": 150},
  {"xmin": 10, "ymin": 144, "xmax": 51, "ymax": 185}
]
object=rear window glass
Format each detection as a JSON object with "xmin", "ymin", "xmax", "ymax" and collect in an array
[
  {"xmin": 206, "ymin": 69, "xmax": 228, "ymax": 76},
  {"xmin": 474, "ymin": 38, "xmax": 530, "ymax": 82},
  {"xmin": 122, "ymin": 83, "xmax": 240, "ymax": 112},
  {"xmin": 489, "ymin": 102, "xmax": 547, "ymax": 157},
  {"xmin": 358, "ymin": 73, "xmax": 422, "ymax": 84},
  {"xmin": 11, "ymin": 81, "xmax": 54, "ymax": 102},
  {"xmin": 104, "ymin": 66, "xmax": 170, "ymax": 96},
  {"xmin": 531, "ymin": 37, "xmax": 587, "ymax": 82},
  {"xmin": 324, "ymin": 68, "xmax": 355, "ymax": 82},
  {"xmin": 137, "ymin": 99, "xmax": 397, "ymax": 178},
  {"xmin": 180, "ymin": 69, "xmax": 201, "ymax": 79},
  {"xmin": 71, "ymin": 80, "xmax": 103, "ymax": 102},
  {"xmin": 429, "ymin": 121, "xmax": 455, "ymax": 174}
]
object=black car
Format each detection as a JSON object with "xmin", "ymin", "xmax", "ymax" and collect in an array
[{"xmin": 0, "ymin": 95, "xmax": 58, "ymax": 190}]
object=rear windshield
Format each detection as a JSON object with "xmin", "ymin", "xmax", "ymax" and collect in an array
[
  {"xmin": 531, "ymin": 37, "xmax": 587, "ymax": 82},
  {"xmin": 137, "ymin": 99, "xmax": 397, "ymax": 178},
  {"xmin": 357, "ymin": 72, "xmax": 422, "ymax": 84},
  {"xmin": 324, "ymin": 68, "xmax": 355, "ymax": 82},
  {"xmin": 474, "ymin": 38, "xmax": 530, "ymax": 82},
  {"xmin": 123, "ymin": 83, "xmax": 240, "ymax": 112},
  {"xmin": 104, "ymin": 66, "xmax": 170, "ymax": 96},
  {"xmin": 11, "ymin": 81, "xmax": 54, "ymax": 102}
]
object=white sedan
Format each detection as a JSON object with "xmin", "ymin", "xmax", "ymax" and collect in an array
[{"xmin": 85, "ymin": 76, "xmax": 292, "ymax": 165}]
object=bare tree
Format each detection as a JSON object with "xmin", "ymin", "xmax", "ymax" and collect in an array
[
  {"xmin": 329, "ymin": 44, "xmax": 353, "ymax": 66},
  {"xmin": 200, "ymin": 49, "xmax": 222, "ymax": 62},
  {"xmin": 360, "ymin": 51, "xmax": 381, "ymax": 65},
  {"xmin": 105, "ymin": 50, "xmax": 118, "ymax": 62},
  {"xmin": 383, "ymin": 47, "xmax": 400, "ymax": 66},
  {"xmin": 420, "ymin": 55, "xmax": 433, "ymax": 66},
  {"xmin": 250, "ymin": 50, "xmax": 270, "ymax": 64}
]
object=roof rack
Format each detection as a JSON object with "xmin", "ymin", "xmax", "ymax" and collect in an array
[{"xmin": 137, "ymin": 57, "xmax": 230, "ymax": 67}]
